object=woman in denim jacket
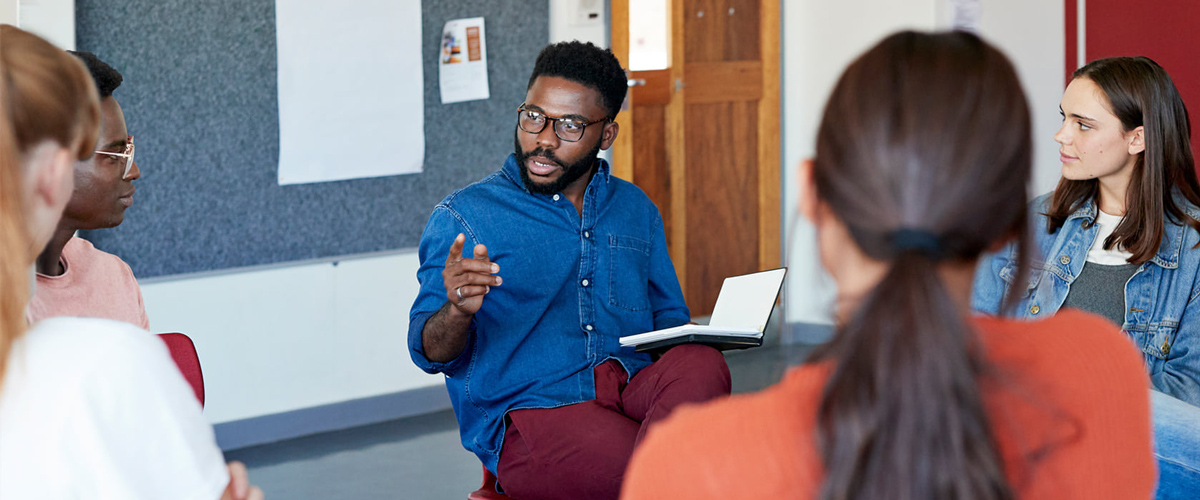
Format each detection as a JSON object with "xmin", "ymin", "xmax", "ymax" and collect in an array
[{"xmin": 973, "ymin": 56, "xmax": 1200, "ymax": 497}]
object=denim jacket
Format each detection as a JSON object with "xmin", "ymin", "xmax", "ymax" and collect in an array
[
  {"xmin": 408, "ymin": 154, "xmax": 690, "ymax": 474},
  {"xmin": 973, "ymin": 192, "xmax": 1200, "ymax": 406}
]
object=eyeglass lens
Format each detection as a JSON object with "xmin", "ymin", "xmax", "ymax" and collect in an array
[
  {"xmin": 517, "ymin": 110, "xmax": 587, "ymax": 142},
  {"xmin": 124, "ymin": 142, "xmax": 135, "ymax": 176}
]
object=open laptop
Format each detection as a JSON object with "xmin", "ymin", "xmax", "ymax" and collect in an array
[{"xmin": 619, "ymin": 267, "xmax": 787, "ymax": 352}]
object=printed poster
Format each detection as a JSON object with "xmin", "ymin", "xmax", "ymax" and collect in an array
[{"xmin": 439, "ymin": 17, "xmax": 490, "ymax": 104}]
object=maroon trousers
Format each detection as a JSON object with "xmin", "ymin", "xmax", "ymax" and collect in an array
[{"xmin": 496, "ymin": 344, "xmax": 731, "ymax": 500}]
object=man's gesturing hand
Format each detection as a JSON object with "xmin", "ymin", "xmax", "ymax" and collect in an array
[{"xmin": 443, "ymin": 233, "xmax": 502, "ymax": 316}]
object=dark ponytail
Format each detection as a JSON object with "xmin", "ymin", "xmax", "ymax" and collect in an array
[
  {"xmin": 815, "ymin": 252, "xmax": 1010, "ymax": 500},
  {"xmin": 810, "ymin": 31, "xmax": 1032, "ymax": 500}
]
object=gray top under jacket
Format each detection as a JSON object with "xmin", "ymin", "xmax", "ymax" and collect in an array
[{"xmin": 1062, "ymin": 262, "xmax": 1141, "ymax": 326}]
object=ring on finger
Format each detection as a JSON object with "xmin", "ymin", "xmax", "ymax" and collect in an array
[{"xmin": 456, "ymin": 286, "xmax": 465, "ymax": 302}]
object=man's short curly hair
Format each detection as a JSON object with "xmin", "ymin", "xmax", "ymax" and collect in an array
[
  {"xmin": 67, "ymin": 51, "xmax": 123, "ymax": 99},
  {"xmin": 527, "ymin": 41, "xmax": 626, "ymax": 120}
]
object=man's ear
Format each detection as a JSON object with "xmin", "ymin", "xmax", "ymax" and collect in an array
[
  {"xmin": 798, "ymin": 159, "xmax": 819, "ymax": 224},
  {"xmin": 1128, "ymin": 125, "xmax": 1146, "ymax": 155},
  {"xmin": 600, "ymin": 120, "xmax": 619, "ymax": 150}
]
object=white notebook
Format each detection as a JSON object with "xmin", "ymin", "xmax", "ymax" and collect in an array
[{"xmin": 619, "ymin": 268, "xmax": 787, "ymax": 349}]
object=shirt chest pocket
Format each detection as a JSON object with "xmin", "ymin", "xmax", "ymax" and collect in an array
[
  {"xmin": 999, "ymin": 259, "xmax": 1045, "ymax": 297},
  {"xmin": 1143, "ymin": 320, "xmax": 1180, "ymax": 360},
  {"xmin": 609, "ymin": 235, "xmax": 652, "ymax": 311}
]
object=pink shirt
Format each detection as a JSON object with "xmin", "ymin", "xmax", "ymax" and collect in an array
[{"xmin": 27, "ymin": 236, "xmax": 150, "ymax": 330}]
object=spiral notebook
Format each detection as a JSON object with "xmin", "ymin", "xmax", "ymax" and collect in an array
[{"xmin": 619, "ymin": 268, "xmax": 787, "ymax": 352}]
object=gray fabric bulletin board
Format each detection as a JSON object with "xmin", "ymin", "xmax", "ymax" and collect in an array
[{"xmin": 75, "ymin": 0, "xmax": 547, "ymax": 278}]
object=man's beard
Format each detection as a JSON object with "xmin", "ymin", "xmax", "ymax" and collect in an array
[{"xmin": 514, "ymin": 130, "xmax": 602, "ymax": 195}]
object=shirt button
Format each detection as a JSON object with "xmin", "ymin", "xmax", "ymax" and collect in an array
[
  {"xmin": 1059, "ymin": 255, "xmax": 1071, "ymax": 265},
  {"xmin": 585, "ymin": 324, "xmax": 594, "ymax": 331},
  {"xmin": 1030, "ymin": 305, "xmax": 1040, "ymax": 315},
  {"xmin": 584, "ymin": 231, "xmax": 591, "ymax": 238},
  {"xmin": 1163, "ymin": 341, "xmax": 1172, "ymax": 355},
  {"xmin": 552, "ymin": 194, "xmax": 560, "ymax": 201},
  {"xmin": 582, "ymin": 279, "xmax": 590, "ymax": 287}
]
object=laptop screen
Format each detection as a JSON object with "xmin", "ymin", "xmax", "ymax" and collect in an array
[{"xmin": 707, "ymin": 268, "xmax": 787, "ymax": 331}]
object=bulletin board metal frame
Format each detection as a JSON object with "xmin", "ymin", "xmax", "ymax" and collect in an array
[{"xmin": 76, "ymin": 0, "xmax": 547, "ymax": 278}]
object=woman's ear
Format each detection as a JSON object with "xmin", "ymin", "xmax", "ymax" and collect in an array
[
  {"xmin": 1127, "ymin": 125, "xmax": 1146, "ymax": 155},
  {"xmin": 20, "ymin": 141, "xmax": 74, "ymax": 255},
  {"xmin": 798, "ymin": 159, "xmax": 819, "ymax": 224},
  {"xmin": 25, "ymin": 141, "xmax": 74, "ymax": 213}
]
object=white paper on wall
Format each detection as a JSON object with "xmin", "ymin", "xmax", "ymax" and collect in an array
[
  {"xmin": 950, "ymin": 0, "xmax": 981, "ymax": 32},
  {"xmin": 276, "ymin": 0, "xmax": 424, "ymax": 185},
  {"xmin": 439, "ymin": 17, "xmax": 490, "ymax": 104}
]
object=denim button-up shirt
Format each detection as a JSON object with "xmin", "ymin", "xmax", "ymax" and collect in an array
[
  {"xmin": 408, "ymin": 154, "xmax": 690, "ymax": 474},
  {"xmin": 973, "ymin": 192, "xmax": 1200, "ymax": 406}
]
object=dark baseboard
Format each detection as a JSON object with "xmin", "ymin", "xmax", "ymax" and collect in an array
[{"xmin": 214, "ymin": 383, "xmax": 452, "ymax": 451}]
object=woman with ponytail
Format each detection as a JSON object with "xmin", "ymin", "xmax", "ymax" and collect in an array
[
  {"xmin": 0, "ymin": 25, "xmax": 260, "ymax": 499},
  {"xmin": 621, "ymin": 31, "xmax": 1154, "ymax": 499}
]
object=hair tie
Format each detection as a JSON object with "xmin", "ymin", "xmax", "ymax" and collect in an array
[{"xmin": 888, "ymin": 229, "xmax": 944, "ymax": 259}]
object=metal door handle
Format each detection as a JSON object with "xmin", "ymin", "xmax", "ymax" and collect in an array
[{"xmin": 627, "ymin": 78, "xmax": 647, "ymax": 87}]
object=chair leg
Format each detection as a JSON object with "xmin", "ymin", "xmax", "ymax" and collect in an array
[{"xmin": 467, "ymin": 464, "xmax": 515, "ymax": 500}]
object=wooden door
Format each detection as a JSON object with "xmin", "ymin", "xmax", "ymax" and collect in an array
[{"xmin": 611, "ymin": 0, "xmax": 781, "ymax": 317}]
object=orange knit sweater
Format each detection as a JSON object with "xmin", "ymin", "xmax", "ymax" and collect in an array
[{"xmin": 622, "ymin": 309, "xmax": 1155, "ymax": 500}]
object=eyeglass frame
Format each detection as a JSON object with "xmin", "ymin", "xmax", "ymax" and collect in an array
[
  {"xmin": 516, "ymin": 104, "xmax": 611, "ymax": 142},
  {"xmin": 93, "ymin": 135, "xmax": 136, "ymax": 178}
]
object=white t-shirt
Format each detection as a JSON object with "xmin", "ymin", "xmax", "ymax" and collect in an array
[
  {"xmin": 1086, "ymin": 209, "xmax": 1136, "ymax": 265},
  {"xmin": 0, "ymin": 317, "xmax": 229, "ymax": 500}
]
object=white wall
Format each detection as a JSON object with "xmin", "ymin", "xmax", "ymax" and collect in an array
[
  {"xmin": 975, "ymin": 0, "xmax": 1065, "ymax": 196},
  {"xmin": 782, "ymin": 0, "xmax": 1065, "ymax": 328},
  {"xmin": 141, "ymin": 252, "xmax": 442, "ymax": 424},
  {"xmin": 0, "ymin": 0, "xmax": 16, "ymax": 25},
  {"xmin": 781, "ymin": 0, "xmax": 940, "ymax": 327},
  {"xmin": 549, "ymin": 0, "xmax": 607, "ymax": 45}
]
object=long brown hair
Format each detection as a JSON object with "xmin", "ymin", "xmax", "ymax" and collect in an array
[
  {"xmin": 810, "ymin": 31, "xmax": 1032, "ymax": 500},
  {"xmin": 0, "ymin": 24, "xmax": 100, "ymax": 388},
  {"xmin": 1046, "ymin": 57, "xmax": 1200, "ymax": 263}
]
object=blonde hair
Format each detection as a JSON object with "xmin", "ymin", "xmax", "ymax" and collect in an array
[{"xmin": 0, "ymin": 24, "xmax": 100, "ymax": 387}]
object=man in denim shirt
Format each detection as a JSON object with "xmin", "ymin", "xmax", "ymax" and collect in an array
[{"xmin": 408, "ymin": 42, "xmax": 731, "ymax": 499}]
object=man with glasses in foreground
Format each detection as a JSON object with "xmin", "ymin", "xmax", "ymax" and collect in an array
[
  {"xmin": 28, "ymin": 51, "xmax": 149, "ymax": 330},
  {"xmin": 409, "ymin": 42, "xmax": 730, "ymax": 500}
]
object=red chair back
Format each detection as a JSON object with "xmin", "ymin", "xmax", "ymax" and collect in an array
[{"xmin": 158, "ymin": 333, "xmax": 205, "ymax": 407}]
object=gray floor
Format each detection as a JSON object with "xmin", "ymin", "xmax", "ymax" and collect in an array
[{"xmin": 225, "ymin": 342, "xmax": 815, "ymax": 499}]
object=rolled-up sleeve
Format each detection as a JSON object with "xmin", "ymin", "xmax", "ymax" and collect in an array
[{"xmin": 408, "ymin": 206, "xmax": 476, "ymax": 375}]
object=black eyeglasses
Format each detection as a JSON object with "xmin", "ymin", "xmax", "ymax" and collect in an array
[{"xmin": 517, "ymin": 104, "xmax": 609, "ymax": 142}]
